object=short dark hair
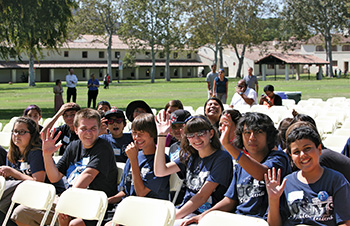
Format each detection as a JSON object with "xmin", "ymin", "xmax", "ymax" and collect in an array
[
  {"xmin": 97, "ymin": 101, "xmax": 111, "ymax": 110},
  {"xmin": 263, "ymin": 85, "xmax": 274, "ymax": 93},
  {"xmin": 23, "ymin": 105, "xmax": 42, "ymax": 117},
  {"xmin": 204, "ymin": 97, "xmax": 224, "ymax": 116},
  {"xmin": 131, "ymin": 113, "xmax": 157, "ymax": 143},
  {"xmin": 55, "ymin": 79, "xmax": 61, "ymax": 85},
  {"xmin": 222, "ymin": 109, "xmax": 242, "ymax": 125},
  {"xmin": 234, "ymin": 112, "xmax": 277, "ymax": 150},
  {"xmin": 286, "ymin": 124, "xmax": 322, "ymax": 156},
  {"xmin": 165, "ymin": 100, "xmax": 184, "ymax": 112}
]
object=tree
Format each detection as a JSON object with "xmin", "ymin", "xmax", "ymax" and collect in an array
[
  {"xmin": 224, "ymin": 0, "xmax": 270, "ymax": 78},
  {"xmin": 119, "ymin": 0, "xmax": 165, "ymax": 83},
  {"xmin": 0, "ymin": 0, "xmax": 76, "ymax": 86},
  {"xmin": 184, "ymin": 0, "xmax": 236, "ymax": 69},
  {"xmin": 282, "ymin": 0, "xmax": 350, "ymax": 77},
  {"xmin": 70, "ymin": 0, "xmax": 123, "ymax": 80}
]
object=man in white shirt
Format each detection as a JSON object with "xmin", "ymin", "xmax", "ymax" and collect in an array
[
  {"xmin": 66, "ymin": 68, "xmax": 78, "ymax": 103},
  {"xmin": 229, "ymin": 79, "xmax": 257, "ymax": 108},
  {"xmin": 205, "ymin": 64, "xmax": 218, "ymax": 98}
]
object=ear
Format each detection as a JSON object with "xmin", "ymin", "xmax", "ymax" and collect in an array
[
  {"xmin": 209, "ymin": 129, "xmax": 215, "ymax": 139},
  {"xmin": 317, "ymin": 143, "xmax": 322, "ymax": 155}
]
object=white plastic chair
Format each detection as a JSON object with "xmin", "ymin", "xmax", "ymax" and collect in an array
[
  {"xmin": 0, "ymin": 122, "xmax": 2, "ymax": 132},
  {"xmin": 0, "ymin": 176, "xmax": 5, "ymax": 199},
  {"xmin": 198, "ymin": 210, "xmax": 268, "ymax": 226},
  {"xmin": 3, "ymin": 180, "xmax": 56, "ymax": 226},
  {"xmin": 195, "ymin": 106, "xmax": 205, "ymax": 115},
  {"xmin": 0, "ymin": 132, "xmax": 11, "ymax": 148},
  {"xmin": 323, "ymin": 135, "xmax": 349, "ymax": 153},
  {"xmin": 50, "ymin": 188, "xmax": 108, "ymax": 226},
  {"xmin": 2, "ymin": 123, "xmax": 14, "ymax": 133},
  {"xmin": 169, "ymin": 173, "xmax": 183, "ymax": 204},
  {"xmin": 9, "ymin": 117, "xmax": 19, "ymax": 124},
  {"xmin": 116, "ymin": 162, "xmax": 126, "ymax": 185},
  {"xmin": 111, "ymin": 196, "xmax": 175, "ymax": 226},
  {"xmin": 333, "ymin": 129, "xmax": 350, "ymax": 136}
]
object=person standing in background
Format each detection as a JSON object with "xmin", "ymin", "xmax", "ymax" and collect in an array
[
  {"xmin": 212, "ymin": 69, "xmax": 228, "ymax": 104},
  {"xmin": 66, "ymin": 68, "xmax": 78, "ymax": 103},
  {"xmin": 53, "ymin": 79, "xmax": 64, "ymax": 113},
  {"xmin": 206, "ymin": 64, "xmax": 218, "ymax": 98},
  {"xmin": 243, "ymin": 67, "xmax": 259, "ymax": 95},
  {"xmin": 87, "ymin": 73, "xmax": 100, "ymax": 109}
]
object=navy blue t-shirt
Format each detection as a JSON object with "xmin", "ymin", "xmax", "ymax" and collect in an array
[
  {"xmin": 99, "ymin": 133, "xmax": 133, "ymax": 163},
  {"xmin": 282, "ymin": 167, "xmax": 350, "ymax": 226},
  {"xmin": 174, "ymin": 149, "xmax": 233, "ymax": 213},
  {"xmin": 119, "ymin": 151, "xmax": 170, "ymax": 200},
  {"xmin": 7, "ymin": 149, "xmax": 65, "ymax": 194},
  {"xmin": 214, "ymin": 76, "xmax": 228, "ymax": 93},
  {"xmin": 225, "ymin": 149, "xmax": 291, "ymax": 219}
]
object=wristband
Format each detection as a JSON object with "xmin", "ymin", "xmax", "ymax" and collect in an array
[
  {"xmin": 236, "ymin": 151, "xmax": 244, "ymax": 163},
  {"xmin": 158, "ymin": 135, "xmax": 167, "ymax": 137}
]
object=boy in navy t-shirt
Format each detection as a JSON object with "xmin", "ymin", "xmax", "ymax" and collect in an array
[{"xmin": 99, "ymin": 109, "xmax": 133, "ymax": 163}]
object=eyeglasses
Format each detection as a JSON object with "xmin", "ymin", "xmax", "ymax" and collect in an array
[
  {"xmin": 237, "ymin": 85, "xmax": 245, "ymax": 88},
  {"xmin": 11, "ymin": 130, "xmax": 31, "ymax": 136},
  {"xmin": 108, "ymin": 118, "xmax": 124, "ymax": 125},
  {"xmin": 185, "ymin": 130, "xmax": 208, "ymax": 139}
]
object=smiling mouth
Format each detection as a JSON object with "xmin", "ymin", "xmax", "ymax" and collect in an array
[
  {"xmin": 113, "ymin": 128, "xmax": 119, "ymax": 131},
  {"xmin": 300, "ymin": 158, "xmax": 311, "ymax": 164}
]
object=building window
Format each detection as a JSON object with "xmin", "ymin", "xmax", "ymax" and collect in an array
[
  {"xmin": 146, "ymin": 69, "xmax": 150, "ymax": 77},
  {"xmin": 342, "ymin": 45, "xmax": 350, "ymax": 51},
  {"xmin": 82, "ymin": 51, "xmax": 88, "ymax": 58},
  {"xmin": 279, "ymin": 64, "xmax": 285, "ymax": 69},
  {"xmin": 99, "ymin": 69, "xmax": 103, "ymax": 77},
  {"xmin": 173, "ymin": 52, "xmax": 178, "ymax": 59},
  {"xmin": 82, "ymin": 69, "xmax": 86, "ymax": 78},
  {"xmin": 332, "ymin": 45, "xmax": 337, "ymax": 51},
  {"xmin": 187, "ymin": 68, "xmax": 192, "ymax": 76},
  {"xmin": 267, "ymin": 64, "xmax": 275, "ymax": 69},
  {"xmin": 115, "ymin": 51, "xmax": 120, "ymax": 58},
  {"xmin": 332, "ymin": 61, "xmax": 338, "ymax": 67},
  {"xmin": 64, "ymin": 51, "xmax": 69, "ymax": 57},
  {"xmin": 115, "ymin": 70, "xmax": 119, "ymax": 78},
  {"xmin": 145, "ymin": 52, "xmax": 151, "ymax": 58},
  {"xmin": 159, "ymin": 52, "xmax": 164, "ymax": 58},
  {"xmin": 160, "ymin": 70, "xmax": 164, "ymax": 77},
  {"xmin": 187, "ymin": 53, "xmax": 192, "ymax": 59},
  {"xmin": 99, "ymin": 51, "xmax": 105, "ymax": 58},
  {"xmin": 316, "ymin": 45, "xmax": 324, "ymax": 51}
]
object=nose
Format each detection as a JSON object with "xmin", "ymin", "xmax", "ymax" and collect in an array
[{"xmin": 249, "ymin": 132, "xmax": 257, "ymax": 140}]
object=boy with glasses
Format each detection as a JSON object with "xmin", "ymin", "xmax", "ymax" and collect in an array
[{"xmin": 99, "ymin": 109, "xmax": 133, "ymax": 163}]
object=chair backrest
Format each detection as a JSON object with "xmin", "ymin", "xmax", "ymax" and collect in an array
[
  {"xmin": 2, "ymin": 180, "xmax": 56, "ymax": 226},
  {"xmin": 169, "ymin": 173, "xmax": 184, "ymax": 204},
  {"xmin": 0, "ymin": 176, "xmax": 5, "ymax": 199},
  {"xmin": 0, "ymin": 132, "xmax": 11, "ymax": 148},
  {"xmin": 116, "ymin": 162, "xmax": 126, "ymax": 185},
  {"xmin": 2, "ymin": 123, "xmax": 14, "ymax": 133},
  {"xmin": 198, "ymin": 210, "xmax": 268, "ymax": 226},
  {"xmin": 50, "ymin": 188, "xmax": 108, "ymax": 226},
  {"xmin": 111, "ymin": 196, "xmax": 175, "ymax": 226}
]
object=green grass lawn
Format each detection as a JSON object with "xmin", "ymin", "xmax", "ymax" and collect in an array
[{"xmin": 0, "ymin": 74, "xmax": 349, "ymax": 125}]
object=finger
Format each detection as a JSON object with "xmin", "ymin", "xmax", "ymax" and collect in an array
[
  {"xmin": 53, "ymin": 131, "xmax": 62, "ymax": 143},
  {"xmin": 264, "ymin": 173, "xmax": 269, "ymax": 184},
  {"xmin": 272, "ymin": 167, "xmax": 276, "ymax": 181},
  {"xmin": 280, "ymin": 178, "xmax": 287, "ymax": 191},
  {"xmin": 277, "ymin": 168, "xmax": 281, "ymax": 184},
  {"xmin": 267, "ymin": 168, "xmax": 272, "ymax": 182}
]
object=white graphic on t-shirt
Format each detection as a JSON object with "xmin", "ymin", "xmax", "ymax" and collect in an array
[
  {"xmin": 237, "ymin": 178, "xmax": 266, "ymax": 203},
  {"xmin": 288, "ymin": 190, "xmax": 334, "ymax": 222},
  {"xmin": 186, "ymin": 169, "xmax": 210, "ymax": 192}
]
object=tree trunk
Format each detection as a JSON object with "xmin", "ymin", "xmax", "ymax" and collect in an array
[
  {"xmin": 324, "ymin": 40, "xmax": 329, "ymax": 77},
  {"xmin": 165, "ymin": 50, "xmax": 170, "ymax": 81},
  {"xmin": 326, "ymin": 36, "xmax": 333, "ymax": 77},
  {"xmin": 234, "ymin": 44, "xmax": 246, "ymax": 78},
  {"xmin": 219, "ymin": 46, "xmax": 224, "ymax": 69},
  {"xmin": 151, "ymin": 45, "xmax": 156, "ymax": 83},
  {"xmin": 28, "ymin": 54, "xmax": 35, "ymax": 86},
  {"xmin": 107, "ymin": 33, "xmax": 113, "ymax": 82}
]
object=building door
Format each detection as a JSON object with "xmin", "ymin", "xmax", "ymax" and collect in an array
[
  {"xmin": 41, "ymin": 69, "xmax": 50, "ymax": 82},
  {"xmin": 344, "ymin": 62, "xmax": 349, "ymax": 73}
]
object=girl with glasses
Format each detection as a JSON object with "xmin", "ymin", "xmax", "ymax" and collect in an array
[{"xmin": 155, "ymin": 115, "xmax": 233, "ymax": 225}]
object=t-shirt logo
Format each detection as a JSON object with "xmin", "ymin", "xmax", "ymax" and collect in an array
[
  {"xmin": 237, "ymin": 178, "xmax": 265, "ymax": 204},
  {"xmin": 66, "ymin": 157, "xmax": 90, "ymax": 187},
  {"xmin": 186, "ymin": 170, "xmax": 210, "ymax": 192}
]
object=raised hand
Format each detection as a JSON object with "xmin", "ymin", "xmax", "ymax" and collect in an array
[
  {"xmin": 264, "ymin": 167, "xmax": 287, "ymax": 201},
  {"xmin": 41, "ymin": 128, "xmax": 62, "ymax": 157},
  {"xmin": 155, "ymin": 112, "xmax": 171, "ymax": 136},
  {"xmin": 125, "ymin": 142, "xmax": 139, "ymax": 160}
]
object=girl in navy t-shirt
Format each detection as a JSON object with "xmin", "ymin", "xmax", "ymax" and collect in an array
[{"xmin": 155, "ymin": 115, "xmax": 233, "ymax": 224}]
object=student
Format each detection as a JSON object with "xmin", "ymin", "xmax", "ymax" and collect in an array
[
  {"xmin": 41, "ymin": 103, "xmax": 81, "ymax": 156},
  {"xmin": 218, "ymin": 109, "xmax": 242, "ymax": 145},
  {"xmin": 23, "ymin": 104, "xmax": 43, "ymax": 131},
  {"xmin": 168, "ymin": 109, "xmax": 191, "ymax": 161},
  {"xmin": 99, "ymin": 109, "xmax": 133, "ymax": 163},
  {"xmin": 17, "ymin": 108, "xmax": 118, "ymax": 226},
  {"xmin": 204, "ymin": 97, "xmax": 224, "ymax": 135},
  {"xmin": 181, "ymin": 112, "xmax": 291, "ymax": 226},
  {"xmin": 97, "ymin": 100, "xmax": 112, "ymax": 113},
  {"xmin": 164, "ymin": 100, "xmax": 184, "ymax": 147},
  {"xmin": 105, "ymin": 113, "xmax": 170, "ymax": 225},
  {"xmin": 265, "ymin": 123, "xmax": 350, "ymax": 226},
  {"xmin": 155, "ymin": 115, "xmax": 233, "ymax": 225},
  {"xmin": 4, "ymin": 117, "xmax": 65, "ymax": 225},
  {"xmin": 125, "ymin": 100, "xmax": 153, "ymax": 122}
]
